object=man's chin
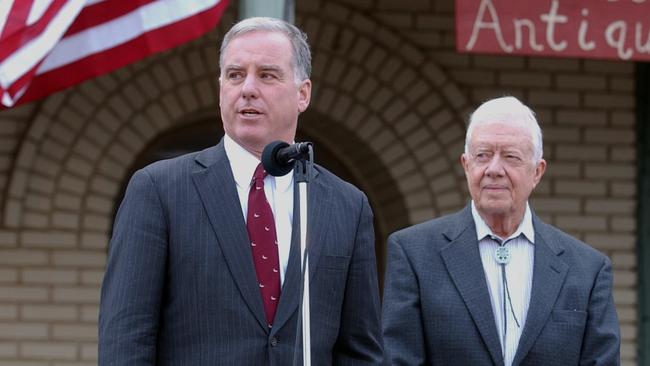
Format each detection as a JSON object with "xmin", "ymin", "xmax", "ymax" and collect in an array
[{"xmin": 476, "ymin": 201, "xmax": 511, "ymax": 216}]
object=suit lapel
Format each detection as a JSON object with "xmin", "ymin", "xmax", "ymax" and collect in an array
[
  {"xmin": 191, "ymin": 142, "xmax": 268, "ymax": 331},
  {"xmin": 270, "ymin": 184, "xmax": 302, "ymax": 333},
  {"xmin": 440, "ymin": 207, "xmax": 504, "ymax": 366},
  {"xmin": 512, "ymin": 218, "xmax": 568, "ymax": 365},
  {"xmin": 306, "ymin": 172, "xmax": 332, "ymax": 280},
  {"xmin": 271, "ymin": 168, "xmax": 330, "ymax": 334}
]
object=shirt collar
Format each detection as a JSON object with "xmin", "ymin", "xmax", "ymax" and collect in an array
[
  {"xmin": 223, "ymin": 134, "xmax": 293, "ymax": 191},
  {"xmin": 471, "ymin": 201, "xmax": 535, "ymax": 244}
]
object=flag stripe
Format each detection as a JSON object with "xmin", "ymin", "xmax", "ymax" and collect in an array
[
  {"xmin": 27, "ymin": 0, "xmax": 56, "ymax": 26},
  {"xmin": 0, "ymin": 0, "xmax": 17, "ymax": 37},
  {"xmin": 0, "ymin": 0, "xmax": 73, "ymax": 60},
  {"xmin": 65, "ymin": 0, "xmax": 158, "ymax": 37},
  {"xmin": 0, "ymin": 0, "xmax": 33, "ymax": 39},
  {"xmin": 0, "ymin": 0, "xmax": 84, "ymax": 88},
  {"xmin": 85, "ymin": 0, "xmax": 109, "ymax": 7},
  {"xmin": 8, "ymin": 0, "xmax": 228, "ymax": 107},
  {"xmin": 39, "ymin": 0, "xmax": 224, "ymax": 74},
  {"xmin": 3, "ymin": 59, "xmax": 39, "ymax": 101}
]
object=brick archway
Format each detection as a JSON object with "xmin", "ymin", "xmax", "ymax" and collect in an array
[
  {"xmin": 4, "ymin": 8, "xmax": 471, "ymax": 235},
  {"xmin": 0, "ymin": 4, "xmax": 471, "ymax": 363}
]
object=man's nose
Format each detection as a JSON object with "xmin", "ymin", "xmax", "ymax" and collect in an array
[
  {"xmin": 241, "ymin": 75, "xmax": 259, "ymax": 99},
  {"xmin": 485, "ymin": 155, "xmax": 505, "ymax": 177}
]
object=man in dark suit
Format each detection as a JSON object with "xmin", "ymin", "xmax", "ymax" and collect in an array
[
  {"xmin": 382, "ymin": 96, "xmax": 620, "ymax": 366},
  {"xmin": 99, "ymin": 17, "xmax": 382, "ymax": 365}
]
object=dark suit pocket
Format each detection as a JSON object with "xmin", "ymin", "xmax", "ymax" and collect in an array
[
  {"xmin": 316, "ymin": 255, "xmax": 350, "ymax": 270},
  {"xmin": 550, "ymin": 309, "xmax": 587, "ymax": 325},
  {"xmin": 529, "ymin": 309, "xmax": 587, "ymax": 364},
  {"xmin": 312, "ymin": 255, "xmax": 349, "ymax": 333}
]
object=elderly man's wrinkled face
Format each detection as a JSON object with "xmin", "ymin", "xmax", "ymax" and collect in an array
[{"xmin": 461, "ymin": 122, "xmax": 546, "ymax": 220}]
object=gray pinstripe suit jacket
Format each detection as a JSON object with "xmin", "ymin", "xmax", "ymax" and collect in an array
[
  {"xmin": 98, "ymin": 141, "xmax": 383, "ymax": 365},
  {"xmin": 382, "ymin": 205, "xmax": 620, "ymax": 366}
]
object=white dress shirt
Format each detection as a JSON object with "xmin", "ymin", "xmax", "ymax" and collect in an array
[
  {"xmin": 472, "ymin": 201, "xmax": 535, "ymax": 366},
  {"xmin": 224, "ymin": 135, "xmax": 294, "ymax": 285}
]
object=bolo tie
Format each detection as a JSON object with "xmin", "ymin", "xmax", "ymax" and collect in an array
[{"xmin": 491, "ymin": 235, "xmax": 521, "ymax": 357}]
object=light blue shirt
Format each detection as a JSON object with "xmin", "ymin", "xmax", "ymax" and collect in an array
[{"xmin": 472, "ymin": 201, "xmax": 535, "ymax": 366}]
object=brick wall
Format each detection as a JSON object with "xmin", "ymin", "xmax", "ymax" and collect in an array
[
  {"xmin": 353, "ymin": 0, "xmax": 638, "ymax": 363},
  {"xmin": 0, "ymin": 0, "xmax": 638, "ymax": 364}
]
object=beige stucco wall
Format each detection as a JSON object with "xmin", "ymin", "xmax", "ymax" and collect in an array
[{"xmin": 0, "ymin": 0, "xmax": 638, "ymax": 364}]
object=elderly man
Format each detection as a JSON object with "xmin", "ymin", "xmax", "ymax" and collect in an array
[
  {"xmin": 382, "ymin": 96, "xmax": 620, "ymax": 366},
  {"xmin": 99, "ymin": 17, "xmax": 383, "ymax": 365}
]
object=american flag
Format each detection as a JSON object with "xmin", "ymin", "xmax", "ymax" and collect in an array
[{"xmin": 0, "ymin": 0, "xmax": 229, "ymax": 108}]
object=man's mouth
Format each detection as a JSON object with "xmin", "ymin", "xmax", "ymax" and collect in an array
[
  {"xmin": 240, "ymin": 108, "xmax": 261, "ymax": 116},
  {"xmin": 483, "ymin": 185, "xmax": 508, "ymax": 190}
]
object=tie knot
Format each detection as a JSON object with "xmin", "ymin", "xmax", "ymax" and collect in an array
[{"xmin": 252, "ymin": 163, "xmax": 267, "ymax": 183}]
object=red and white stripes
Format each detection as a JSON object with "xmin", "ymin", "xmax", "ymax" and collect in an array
[{"xmin": 0, "ymin": 0, "xmax": 229, "ymax": 108}]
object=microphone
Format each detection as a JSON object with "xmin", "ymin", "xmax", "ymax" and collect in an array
[{"xmin": 262, "ymin": 141, "xmax": 312, "ymax": 176}]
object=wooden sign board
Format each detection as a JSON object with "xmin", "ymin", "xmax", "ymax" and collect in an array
[{"xmin": 456, "ymin": 0, "xmax": 650, "ymax": 61}]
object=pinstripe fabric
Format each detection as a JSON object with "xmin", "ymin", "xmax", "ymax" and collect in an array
[
  {"xmin": 98, "ymin": 140, "xmax": 383, "ymax": 365},
  {"xmin": 382, "ymin": 205, "xmax": 620, "ymax": 366},
  {"xmin": 473, "ymin": 203, "xmax": 534, "ymax": 366}
]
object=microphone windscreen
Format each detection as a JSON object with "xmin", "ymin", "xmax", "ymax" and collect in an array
[{"xmin": 262, "ymin": 140, "xmax": 294, "ymax": 176}]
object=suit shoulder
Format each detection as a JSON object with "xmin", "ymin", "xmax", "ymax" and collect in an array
[
  {"xmin": 125, "ymin": 146, "xmax": 218, "ymax": 193},
  {"xmin": 389, "ymin": 209, "xmax": 466, "ymax": 246},
  {"xmin": 314, "ymin": 163, "xmax": 365, "ymax": 198},
  {"xmin": 138, "ymin": 142, "xmax": 225, "ymax": 179},
  {"xmin": 139, "ymin": 149, "xmax": 203, "ymax": 176},
  {"xmin": 536, "ymin": 219, "xmax": 610, "ymax": 264}
]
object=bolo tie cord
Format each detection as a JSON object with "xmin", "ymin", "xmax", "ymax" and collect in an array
[{"xmin": 495, "ymin": 238, "xmax": 521, "ymax": 356}]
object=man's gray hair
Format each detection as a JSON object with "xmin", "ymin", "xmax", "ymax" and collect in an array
[
  {"xmin": 219, "ymin": 17, "xmax": 311, "ymax": 83},
  {"xmin": 465, "ymin": 96, "xmax": 544, "ymax": 163}
]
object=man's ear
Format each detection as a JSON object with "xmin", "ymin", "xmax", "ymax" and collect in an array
[
  {"xmin": 297, "ymin": 79, "xmax": 311, "ymax": 113},
  {"xmin": 461, "ymin": 153, "xmax": 469, "ymax": 172},
  {"xmin": 533, "ymin": 158, "xmax": 547, "ymax": 186}
]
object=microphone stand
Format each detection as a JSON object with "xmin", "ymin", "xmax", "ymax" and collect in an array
[
  {"xmin": 263, "ymin": 140, "xmax": 314, "ymax": 366},
  {"xmin": 293, "ymin": 145, "xmax": 313, "ymax": 366}
]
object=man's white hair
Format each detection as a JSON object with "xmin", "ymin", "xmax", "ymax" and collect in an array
[{"xmin": 465, "ymin": 96, "xmax": 543, "ymax": 163}]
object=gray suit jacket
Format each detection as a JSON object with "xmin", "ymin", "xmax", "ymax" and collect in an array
[
  {"xmin": 99, "ymin": 141, "xmax": 383, "ymax": 365},
  {"xmin": 382, "ymin": 205, "xmax": 619, "ymax": 366}
]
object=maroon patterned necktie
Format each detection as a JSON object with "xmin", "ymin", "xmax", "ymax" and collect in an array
[{"xmin": 247, "ymin": 163, "xmax": 281, "ymax": 327}]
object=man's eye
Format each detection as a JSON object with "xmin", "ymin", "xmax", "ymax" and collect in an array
[
  {"xmin": 227, "ymin": 72, "xmax": 243, "ymax": 80},
  {"xmin": 261, "ymin": 73, "xmax": 277, "ymax": 80}
]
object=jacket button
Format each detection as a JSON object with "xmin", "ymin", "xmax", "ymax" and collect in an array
[{"xmin": 270, "ymin": 337, "xmax": 278, "ymax": 347}]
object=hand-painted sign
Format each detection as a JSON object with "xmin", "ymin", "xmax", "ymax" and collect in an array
[{"xmin": 456, "ymin": 0, "xmax": 650, "ymax": 61}]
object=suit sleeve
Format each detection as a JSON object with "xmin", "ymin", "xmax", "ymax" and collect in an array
[
  {"xmin": 382, "ymin": 233, "xmax": 427, "ymax": 366},
  {"xmin": 98, "ymin": 169, "xmax": 167, "ymax": 365},
  {"xmin": 580, "ymin": 256, "xmax": 621, "ymax": 366},
  {"xmin": 333, "ymin": 194, "xmax": 384, "ymax": 365}
]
